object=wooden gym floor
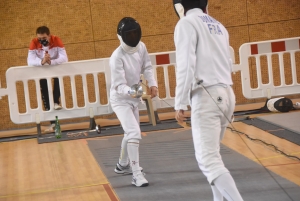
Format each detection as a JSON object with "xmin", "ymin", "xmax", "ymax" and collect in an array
[{"xmin": 0, "ymin": 102, "xmax": 299, "ymax": 201}]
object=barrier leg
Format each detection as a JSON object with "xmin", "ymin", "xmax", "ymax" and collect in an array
[
  {"xmin": 36, "ymin": 123, "xmax": 42, "ymax": 137},
  {"xmin": 142, "ymin": 95, "xmax": 156, "ymax": 126},
  {"xmin": 152, "ymin": 97, "xmax": 161, "ymax": 124},
  {"xmin": 35, "ymin": 114, "xmax": 42, "ymax": 138},
  {"xmin": 154, "ymin": 111, "xmax": 161, "ymax": 124},
  {"xmin": 89, "ymin": 108, "xmax": 98, "ymax": 130},
  {"xmin": 89, "ymin": 117, "xmax": 97, "ymax": 130}
]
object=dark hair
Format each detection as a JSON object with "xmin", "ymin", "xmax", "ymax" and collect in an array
[
  {"xmin": 182, "ymin": 0, "xmax": 207, "ymax": 13},
  {"xmin": 36, "ymin": 26, "xmax": 50, "ymax": 35}
]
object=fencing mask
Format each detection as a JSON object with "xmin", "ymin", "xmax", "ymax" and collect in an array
[
  {"xmin": 173, "ymin": 0, "xmax": 208, "ymax": 18},
  {"xmin": 266, "ymin": 97, "xmax": 294, "ymax": 112},
  {"xmin": 117, "ymin": 17, "xmax": 141, "ymax": 54}
]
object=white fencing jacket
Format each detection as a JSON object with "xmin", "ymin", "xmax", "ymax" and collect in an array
[
  {"xmin": 174, "ymin": 8, "xmax": 233, "ymax": 110},
  {"xmin": 27, "ymin": 35, "xmax": 68, "ymax": 66},
  {"xmin": 109, "ymin": 42, "xmax": 157, "ymax": 103}
]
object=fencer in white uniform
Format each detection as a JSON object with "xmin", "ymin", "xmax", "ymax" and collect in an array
[
  {"xmin": 173, "ymin": 0, "xmax": 244, "ymax": 200},
  {"xmin": 109, "ymin": 17, "xmax": 158, "ymax": 187}
]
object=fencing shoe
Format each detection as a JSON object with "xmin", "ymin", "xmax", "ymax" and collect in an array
[
  {"xmin": 114, "ymin": 163, "xmax": 143, "ymax": 174},
  {"xmin": 114, "ymin": 163, "xmax": 132, "ymax": 174},
  {"xmin": 54, "ymin": 103, "xmax": 62, "ymax": 110},
  {"xmin": 132, "ymin": 172, "xmax": 149, "ymax": 187},
  {"xmin": 44, "ymin": 123, "xmax": 55, "ymax": 132}
]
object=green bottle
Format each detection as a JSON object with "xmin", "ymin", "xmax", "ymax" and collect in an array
[{"xmin": 55, "ymin": 116, "xmax": 62, "ymax": 139}]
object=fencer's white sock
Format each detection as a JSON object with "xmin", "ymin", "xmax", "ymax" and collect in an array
[
  {"xmin": 211, "ymin": 185, "xmax": 223, "ymax": 201},
  {"xmin": 118, "ymin": 136, "xmax": 129, "ymax": 166},
  {"xmin": 127, "ymin": 139, "xmax": 141, "ymax": 174},
  {"xmin": 213, "ymin": 173, "xmax": 244, "ymax": 201}
]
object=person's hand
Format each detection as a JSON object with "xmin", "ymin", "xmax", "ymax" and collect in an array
[
  {"xmin": 175, "ymin": 110, "xmax": 186, "ymax": 123},
  {"xmin": 42, "ymin": 53, "xmax": 50, "ymax": 65},
  {"xmin": 46, "ymin": 59, "xmax": 51, "ymax": 65},
  {"xmin": 150, "ymin": 86, "xmax": 158, "ymax": 98},
  {"xmin": 41, "ymin": 57, "xmax": 48, "ymax": 65},
  {"xmin": 45, "ymin": 53, "xmax": 51, "ymax": 65}
]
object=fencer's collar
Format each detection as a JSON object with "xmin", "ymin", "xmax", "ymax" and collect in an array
[
  {"xmin": 117, "ymin": 34, "xmax": 140, "ymax": 54},
  {"xmin": 186, "ymin": 8, "xmax": 204, "ymax": 16}
]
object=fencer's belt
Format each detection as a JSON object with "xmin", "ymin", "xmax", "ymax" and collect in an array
[
  {"xmin": 205, "ymin": 83, "xmax": 231, "ymax": 88},
  {"xmin": 191, "ymin": 83, "xmax": 231, "ymax": 93}
]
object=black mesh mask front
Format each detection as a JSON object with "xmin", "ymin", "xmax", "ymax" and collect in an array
[{"xmin": 117, "ymin": 17, "xmax": 142, "ymax": 47}]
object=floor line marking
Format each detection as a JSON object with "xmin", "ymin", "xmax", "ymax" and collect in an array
[{"xmin": 0, "ymin": 182, "xmax": 110, "ymax": 199}]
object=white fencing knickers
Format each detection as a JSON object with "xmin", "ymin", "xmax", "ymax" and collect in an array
[
  {"xmin": 110, "ymin": 99, "xmax": 141, "ymax": 141},
  {"xmin": 190, "ymin": 85, "xmax": 235, "ymax": 184}
]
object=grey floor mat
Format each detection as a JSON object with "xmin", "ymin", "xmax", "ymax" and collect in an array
[
  {"xmin": 87, "ymin": 129, "xmax": 300, "ymax": 201},
  {"xmin": 241, "ymin": 118, "xmax": 300, "ymax": 146},
  {"xmin": 37, "ymin": 120, "xmax": 182, "ymax": 144},
  {"xmin": 257, "ymin": 112, "xmax": 300, "ymax": 135}
]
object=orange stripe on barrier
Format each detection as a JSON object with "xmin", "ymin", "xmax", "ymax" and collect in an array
[
  {"xmin": 251, "ymin": 44, "xmax": 258, "ymax": 55},
  {"xmin": 271, "ymin": 41, "xmax": 286, "ymax": 52},
  {"xmin": 156, "ymin": 54, "xmax": 170, "ymax": 65}
]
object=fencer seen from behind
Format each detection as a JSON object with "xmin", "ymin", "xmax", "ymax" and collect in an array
[
  {"xmin": 109, "ymin": 17, "xmax": 158, "ymax": 187},
  {"xmin": 173, "ymin": 0, "xmax": 244, "ymax": 201}
]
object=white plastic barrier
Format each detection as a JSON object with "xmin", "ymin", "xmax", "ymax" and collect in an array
[
  {"xmin": 2, "ymin": 36, "xmax": 299, "ymax": 125},
  {"xmin": 0, "ymin": 59, "xmax": 112, "ymax": 124},
  {"xmin": 232, "ymin": 37, "xmax": 300, "ymax": 99}
]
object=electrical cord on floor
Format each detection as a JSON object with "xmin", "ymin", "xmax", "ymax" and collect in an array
[
  {"xmin": 227, "ymin": 126, "xmax": 300, "ymax": 161},
  {"xmin": 186, "ymin": 116, "xmax": 300, "ymax": 161},
  {"xmin": 227, "ymin": 123, "xmax": 298, "ymax": 201},
  {"xmin": 186, "ymin": 119, "xmax": 299, "ymax": 163}
]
